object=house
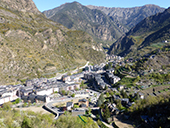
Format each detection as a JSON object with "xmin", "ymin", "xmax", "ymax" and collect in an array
[
  {"xmin": 39, "ymin": 78, "xmax": 48, "ymax": 84},
  {"xmin": 106, "ymin": 73, "xmax": 120, "ymax": 84},
  {"xmin": 61, "ymin": 107, "xmax": 67, "ymax": 111},
  {"xmin": 66, "ymin": 102, "xmax": 74, "ymax": 110},
  {"xmin": 36, "ymin": 95, "xmax": 50, "ymax": 103},
  {"xmin": 21, "ymin": 95, "xmax": 50, "ymax": 103},
  {"xmin": 74, "ymin": 90, "xmax": 89, "ymax": 98},
  {"xmin": 138, "ymin": 92, "xmax": 144, "ymax": 99},
  {"xmin": 36, "ymin": 87, "xmax": 53, "ymax": 96},
  {"xmin": 58, "ymin": 82, "xmax": 80, "ymax": 92},
  {"xmin": 94, "ymin": 74, "xmax": 106, "ymax": 90},
  {"xmin": 20, "ymin": 86, "xmax": 34, "ymax": 96},
  {"xmin": 106, "ymin": 68, "xmax": 114, "ymax": 74},
  {"xmin": 25, "ymin": 80, "xmax": 33, "ymax": 87},
  {"xmin": 0, "ymin": 95, "xmax": 11, "ymax": 105},
  {"xmin": 118, "ymin": 85, "xmax": 124, "ymax": 91},
  {"xmin": 1, "ymin": 91, "xmax": 14, "ymax": 97},
  {"xmin": 78, "ymin": 98, "xmax": 89, "ymax": 107},
  {"xmin": 121, "ymin": 98, "xmax": 130, "ymax": 107},
  {"xmin": 84, "ymin": 73, "xmax": 94, "ymax": 80},
  {"xmin": 69, "ymin": 73, "xmax": 84, "ymax": 83},
  {"xmin": 61, "ymin": 75, "xmax": 71, "ymax": 83},
  {"xmin": 52, "ymin": 85, "xmax": 59, "ymax": 93},
  {"xmin": 121, "ymin": 98, "xmax": 129, "ymax": 104},
  {"xmin": 80, "ymin": 103, "xmax": 87, "ymax": 108},
  {"xmin": 19, "ymin": 89, "xmax": 33, "ymax": 96},
  {"xmin": 114, "ymin": 95, "xmax": 121, "ymax": 100},
  {"xmin": 112, "ymin": 88, "xmax": 117, "ymax": 92},
  {"xmin": 107, "ymin": 103, "xmax": 116, "ymax": 112},
  {"xmin": 110, "ymin": 76, "xmax": 120, "ymax": 84}
]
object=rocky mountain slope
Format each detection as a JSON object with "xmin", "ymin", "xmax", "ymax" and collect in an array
[
  {"xmin": 0, "ymin": 0, "xmax": 105, "ymax": 85},
  {"xmin": 0, "ymin": 0, "xmax": 40, "ymax": 14},
  {"xmin": 87, "ymin": 4, "xmax": 165, "ymax": 29},
  {"xmin": 43, "ymin": 2, "xmax": 128, "ymax": 44},
  {"xmin": 109, "ymin": 7, "xmax": 170, "ymax": 57}
]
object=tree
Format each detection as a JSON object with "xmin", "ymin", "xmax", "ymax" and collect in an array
[
  {"xmin": 103, "ymin": 107, "xmax": 111, "ymax": 122},
  {"xmin": 105, "ymin": 85, "xmax": 108, "ymax": 90},
  {"xmin": 109, "ymin": 91, "xmax": 114, "ymax": 96},
  {"xmin": 12, "ymin": 98, "xmax": 20, "ymax": 104},
  {"xmin": 80, "ymin": 81, "xmax": 84, "ymax": 88},
  {"xmin": 136, "ymin": 76, "xmax": 141, "ymax": 81},
  {"xmin": 106, "ymin": 92, "xmax": 110, "ymax": 97},
  {"xmin": 87, "ymin": 107, "xmax": 92, "ymax": 114},
  {"xmin": 71, "ymin": 93, "xmax": 75, "ymax": 97},
  {"xmin": 21, "ymin": 116, "xmax": 31, "ymax": 128},
  {"xmin": 94, "ymin": 93, "xmax": 97, "ymax": 97},
  {"xmin": 165, "ymin": 73, "xmax": 170, "ymax": 79},
  {"xmin": 104, "ymin": 64, "xmax": 109, "ymax": 70},
  {"xmin": 61, "ymin": 90, "xmax": 66, "ymax": 95},
  {"xmin": 110, "ymin": 98, "xmax": 113, "ymax": 104},
  {"xmin": 135, "ymin": 92, "xmax": 140, "ymax": 100},
  {"xmin": 3, "ymin": 102, "xmax": 12, "ymax": 110},
  {"xmin": 115, "ymin": 99, "xmax": 122, "ymax": 110},
  {"xmin": 97, "ymin": 100, "xmax": 103, "ymax": 107},
  {"xmin": 128, "ymin": 66, "xmax": 132, "ymax": 71},
  {"xmin": 73, "ymin": 104, "xmax": 79, "ymax": 108},
  {"xmin": 120, "ymin": 90, "xmax": 128, "ymax": 98},
  {"xmin": 97, "ymin": 93, "xmax": 105, "ymax": 107}
]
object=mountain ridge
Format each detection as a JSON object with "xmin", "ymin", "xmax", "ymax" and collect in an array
[
  {"xmin": 109, "ymin": 7, "xmax": 170, "ymax": 57},
  {"xmin": 87, "ymin": 4, "xmax": 165, "ymax": 28},
  {"xmin": 43, "ymin": 2, "xmax": 128, "ymax": 43}
]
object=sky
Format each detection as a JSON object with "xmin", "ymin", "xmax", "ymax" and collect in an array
[{"xmin": 33, "ymin": 0, "xmax": 170, "ymax": 12}]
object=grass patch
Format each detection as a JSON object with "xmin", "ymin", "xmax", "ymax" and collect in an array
[
  {"xmin": 150, "ymin": 42, "xmax": 165, "ymax": 48},
  {"xmin": 115, "ymin": 77, "xmax": 136, "ymax": 87}
]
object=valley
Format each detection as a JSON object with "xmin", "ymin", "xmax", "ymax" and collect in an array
[{"xmin": 0, "ymin": 0, "xmax": 170, "ymax": 128}]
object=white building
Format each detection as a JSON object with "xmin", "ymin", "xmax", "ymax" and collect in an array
[
  {"xmin": 0, "ymin": 95, "xmax": 11, "ymax": 105},
  {"xmin": 36, "ymin": 88, "xmax": 53, "ymax": 96},
  {"xmin": 53, "ymin": 86, "xmax": 59, "ymax": 93}
]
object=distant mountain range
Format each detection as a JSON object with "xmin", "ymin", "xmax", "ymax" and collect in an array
[
  {"xmin": 0, "ymin": 0, "xmax": 105, "ymax": 84},
  {"xmin": 87, "ymin": 4, "xmax": 165, "ymax": 29},
  {"xmin": 43, "ymin": 2, "xmax": 128, "ymax": 44},
  {"xmin": 43, "ymin": 2, "xmax": 165, "ymax": 47},
  {"xmin": 109, "ymin": 7, "xmax": 170, "ymax": 57}
]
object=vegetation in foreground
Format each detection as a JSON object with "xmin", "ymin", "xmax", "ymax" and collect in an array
[
  {"xmin": 127, "ymin": 93, "xmax": 170, "ymax": 128},
  {"xmin": 0, "ymin": 103, "xmax": 98, "ymax": 128}
]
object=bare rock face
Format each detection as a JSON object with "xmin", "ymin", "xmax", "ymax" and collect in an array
[
  {"xmin": 0, "ymin": 0, "xmax": 40, "ymax": 14},
  {"xmin": 43, "ymin": 2, "xmax": 128, "ymax": 42},
  {"xmin": 87, "ymin": 4, "xmax": 165, "ymax": 28}
]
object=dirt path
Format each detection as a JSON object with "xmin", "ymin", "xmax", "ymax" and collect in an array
[
  {"xmin": 15, "ymin": 106, "xmax": 51, "ymax": 114},
  {"xmin": 114, "ymin": 116, "xmax": 134, "ymax": 128}
]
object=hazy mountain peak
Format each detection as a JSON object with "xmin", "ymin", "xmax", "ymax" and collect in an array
[
  {"xmin": 0, "ymin": 0, "xmax": 40, "ymax": 13},
  {"xmin": 87, "ymin": 4, "xmax": 165, "ymax": 28},
  {"xmin": 43, "ymin": 1, "xmax": 128, "ymax": 42}
]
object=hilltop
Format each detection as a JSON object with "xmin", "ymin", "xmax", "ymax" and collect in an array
[{"xmin": 0, "ymin": 0, "xmax": 40, "ymax": 13}]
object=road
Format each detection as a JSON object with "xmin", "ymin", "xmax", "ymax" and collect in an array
[
  {"xmin": 44, "ymin": 88, "xmax": 101, "ymax": 120},
  {"xmin": 71, "ymin": 61, "xmax": 89, "ymax": 74},
  {"xmin": 44, "ymin": 95, "xmax": 89, "ymax": 120},
  {"xmin": 49, "ymin": 61, "xmax": 89, "ymax": 80}
]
